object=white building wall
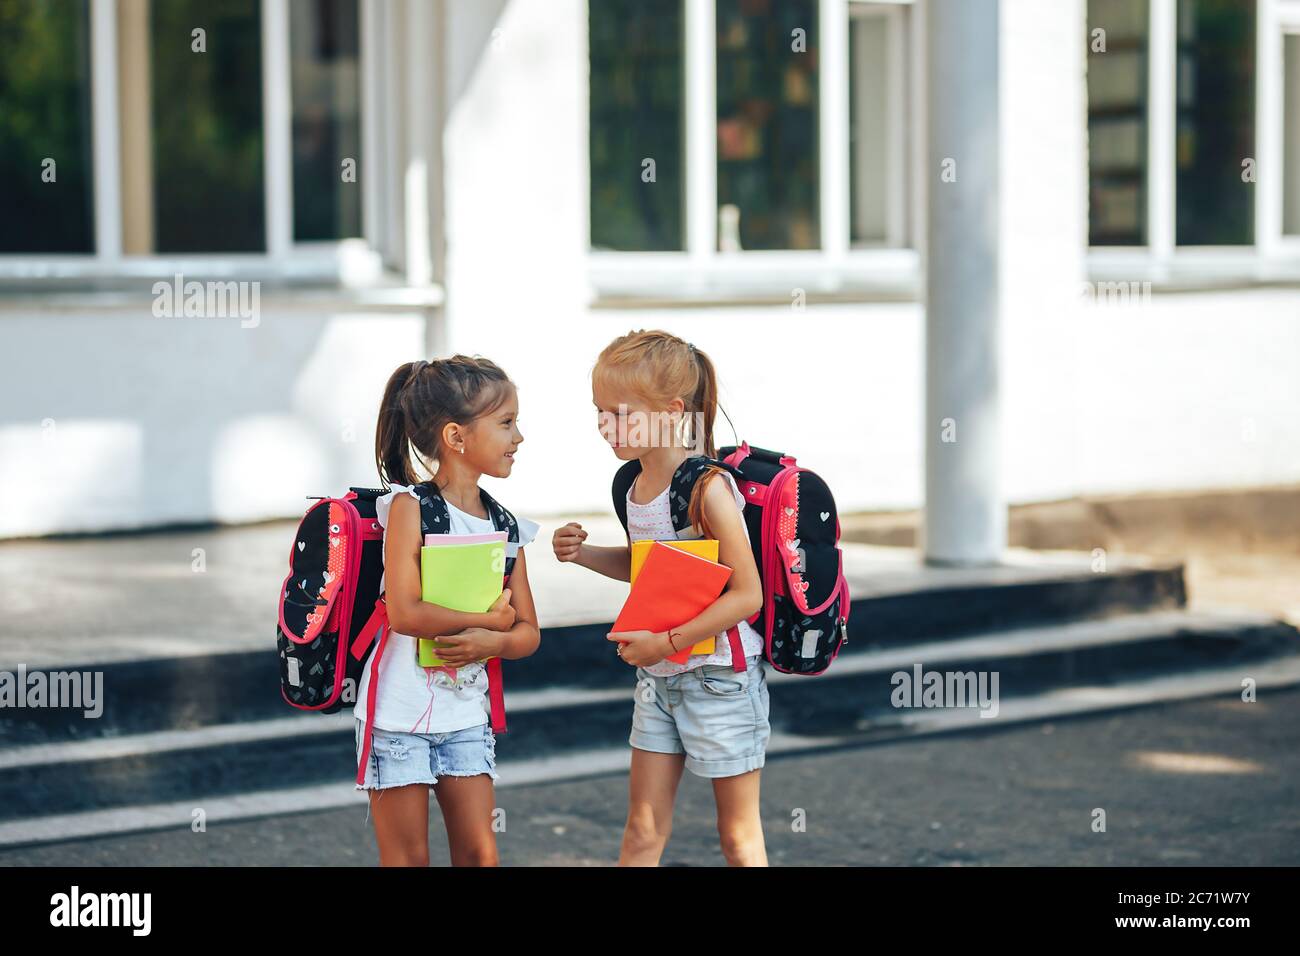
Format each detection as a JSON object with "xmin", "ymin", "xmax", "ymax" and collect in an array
[
  {"xmin": 0, "ymin": 308, "xmax": 424, "ymax": 537},
  {"xmin": 442, "ymin": 0, "xmax": 1300, "ymax": 526},
  {"xmin": 1074, "ymin": 287, "xmax": 1300, "ymax": 493},
  {"xmin": 998, "ymin": 0, "xmax": 1088, "ymax": 505},
  {"xmin": 0, "ymin": 0, "xmax": 1296, "ymax": 538}
]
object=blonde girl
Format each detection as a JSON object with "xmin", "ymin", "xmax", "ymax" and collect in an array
[{"xmin": 553, "ymin": 330, "xmax": 769, "ymax": 866}]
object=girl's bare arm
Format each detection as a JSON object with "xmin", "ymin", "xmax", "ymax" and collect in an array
[
  {"xmin": 493, "ymin": 547, "xmax": 541, "ymax": 660},
  {"xmin": 553, "ymin": 521, "xmax": 631, "ymax": 582}
]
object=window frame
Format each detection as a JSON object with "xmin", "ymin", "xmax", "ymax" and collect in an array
[
  {"xmin": 848, "ymin": 0, "xmax": 910, "ymax": 250},
  {"xmin": 1264, "ymin": 0, "xmax": 1300, "ymax": 255},
  {"xmin": 0, "ymin": 0, "xmax": 390, "ymax": 285},
  {"xmin": 587, "ymin": 0, "xmax": 923, "ymax": 303},
  {"xmin": 1088, "ymin": 0, "xmax": 1300, "ymax": 286}
]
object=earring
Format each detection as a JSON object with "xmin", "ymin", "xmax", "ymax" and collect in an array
[{"xmin": 458, "ymin": 446, "xmax": 465, "ymax": 454}]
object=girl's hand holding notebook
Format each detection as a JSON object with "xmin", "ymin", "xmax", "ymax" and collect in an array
[
  {"xmin": 628, "ymin": 539, "xmax": 721, "ymax": 660},
  {"xmin": 418, "ymin": 532, "xmax": 510, "ymax": 667},
  {"xmin": 608, "ymin": 542, "xmax": 733, "ymax": 666}
]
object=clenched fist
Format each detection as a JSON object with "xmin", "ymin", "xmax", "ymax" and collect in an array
[{"xmin": 552, "ymin": 521, "xmax": 588, "ymax": 563}]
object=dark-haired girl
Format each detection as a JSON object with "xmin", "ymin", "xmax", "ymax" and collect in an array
[{"xmin": 355, "ymin": 355, "xmax": 541, "ymax": 866}]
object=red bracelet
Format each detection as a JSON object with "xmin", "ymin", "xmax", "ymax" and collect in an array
[{"xmin": 666, "ymin": 629, "xmax": 682, "ymax": 652}]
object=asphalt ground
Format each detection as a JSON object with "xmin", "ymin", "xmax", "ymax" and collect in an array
[{"xmin": 3, "ymin": 684, "xmax": 1296, "ymax": 867}]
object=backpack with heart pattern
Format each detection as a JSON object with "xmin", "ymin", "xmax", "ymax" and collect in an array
[
  {"xmin": 612, "ymin": 442, "xmax": 851, "ymax": 675},
  {"xmin": 276, "ymin": 482, "xmax": 519, "ymax": 787}
]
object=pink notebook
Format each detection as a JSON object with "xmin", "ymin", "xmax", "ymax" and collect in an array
[{"xmin": 423, "ymin": 531, "xmax": 507, "ymax": 547}]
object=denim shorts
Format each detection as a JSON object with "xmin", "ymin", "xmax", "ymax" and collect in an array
[
  {"xmin": 354, "ymin": 718, "xmax": 498, "ymax": 790},
  {"xmin": 630, "ymin": 656, "xmax": 771, "ymax": 778}
]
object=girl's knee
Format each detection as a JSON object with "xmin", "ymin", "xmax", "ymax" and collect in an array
[
  {"xmin": 624, "ymin": 811, "xmax": 671, "ymax": 853},
  {"xmin": 380, "ymin": 845, "xmax": 431, "ymax": 867},
  {"xmin": 454, "ymin": 840, "xmax": 500, "ymax": 867},
  {"xmin": 718, "ymin": 825, "xmax": 764, "ymax": 866}
]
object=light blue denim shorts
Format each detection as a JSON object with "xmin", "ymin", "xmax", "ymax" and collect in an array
[
  {"xmin": 354, "ymin": 718, "xmax": 498, "ymax": 790},
  {"xmin": 630, "ymin": 656, "xmax": 771, "ymax": 778}
]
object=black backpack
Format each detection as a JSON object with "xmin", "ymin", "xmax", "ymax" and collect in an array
[
  {"xmin": 276, "ymin": 482, "xmax": 520, "ymax": 787},
  {"xmin": 612, "ymin": 442, "xmax": 850, "ymax": 675}
]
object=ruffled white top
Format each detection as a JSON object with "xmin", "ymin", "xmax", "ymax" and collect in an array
[{"xmin": 352, "ymin": 484, "xmax": 540, "ymax": 734}]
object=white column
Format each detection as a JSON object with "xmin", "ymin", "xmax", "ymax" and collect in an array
[
  {"xmin": 923, "ymin": 0, "xmax": 1004, "ymax": 566},
  {"xmin": 262, "ymin": 0, "xmax": 293, "ymax": 257},
  {"xmin": 820, "ymin": 0, "xmax": 849, "ymax": 260},
  {"xmin": 1148, "ymin": 0, "xmax": 1176, "ymax": 263},
  {"xmin": 90, "ymin": 0, "xmax": 122, "ymax": 261},
  {"xmin": 360, "ymin": 0, "xmax": 384, "ymax": 254},
  {"xmin": 685, "ymin": 0, "xmax": 717, "ymax": 263},
  {"xmin": 402, "ymin": 0, "xmax": 438, "ymax": 288},
  {"xmin": 381, "ymin": 0, "xmax": 406, "ymax": 271}
]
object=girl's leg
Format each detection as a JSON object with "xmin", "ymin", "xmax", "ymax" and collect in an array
[
  {"xmin": 712, "ymin": 769, "xmax": 767, "ymax": 867},
  {"xmin": 368, "ymin": 785, "xmax": 431, "ymax": 866},
  {"xmin": 620, "ymin": 748, "xmax": 686, "ymax": 866},
  {"xmin": 432, "ymin": 774, "xmax": 500, "ymax": 866}
]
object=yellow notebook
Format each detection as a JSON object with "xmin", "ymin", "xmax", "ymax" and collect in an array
[
  {"xmin": 629, "ymin": 539, "xmax": 718, "ymax": 656},
  {"xmin": 418, "ymin": 537, "xmax": 506, "ymax": 667}
]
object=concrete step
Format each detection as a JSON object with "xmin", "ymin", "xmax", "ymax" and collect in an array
[
  {"xmin": 4, "ymin": 643, "xmax": 1299, "ymax": 850},
  {"xmin": 2, "ymin": 606, "xmax": 1294, "ymax": 829},
  {"xmin": 0, "ymin": 549, "xmax": 1185, "ymax": 746}
]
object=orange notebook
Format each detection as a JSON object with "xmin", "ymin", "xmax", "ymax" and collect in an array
[
  {"xmin": 630, "ymin": 538, "xmax": 718, "ymax": 658},
  {"xmin": 612, "ymin": 542, "xmax": 733, "ymax": 664}
]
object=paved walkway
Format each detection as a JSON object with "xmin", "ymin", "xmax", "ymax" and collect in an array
[
  {"xmin": 3, "ymin": 684, "xmax": 1296, "ymax": 866},
  {"xmin": 0, "ymin": 514, "xmax": 1152, "ymax": 669}
]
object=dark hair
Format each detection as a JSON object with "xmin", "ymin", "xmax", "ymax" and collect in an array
[{"xmin": 374, "ymin": 355, "xmax": 514, "ymax": 487}]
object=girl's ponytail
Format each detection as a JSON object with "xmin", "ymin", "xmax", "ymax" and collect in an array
[
  {"xmin": 686, "ymin": 344, "xmax": 719, "ymax": 459},
  {"xmin": 375, "ymin": 360, "xmax": 424, "ymax": 487},
  {"xmin": 684, "ymin": 344, "xmax": 724, "ymax": 539}
]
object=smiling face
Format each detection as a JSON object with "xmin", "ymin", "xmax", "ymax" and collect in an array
[
  {"xmin": 592, "ymin": 380, "xmax": 683, "ymax": 461},
  {"xmin": 445, "ymin": 385, "xmax": 523, "ymax": 478}
]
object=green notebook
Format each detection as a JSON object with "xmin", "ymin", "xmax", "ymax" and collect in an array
[{"xmin": 418, "ymin": 539, "xmax": 506, "ymax": 667}]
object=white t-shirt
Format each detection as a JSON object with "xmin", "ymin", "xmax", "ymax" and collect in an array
[
  {"xmin": 353, "ymin": 484, "xmax": 540, "ymax": 734},
  {"xmin": 626, "ymin": 470, "xmax": 765, "ymax": 677}
]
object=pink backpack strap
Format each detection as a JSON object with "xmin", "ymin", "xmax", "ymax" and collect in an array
[
  {"xmin": 726, "ymin": 624, "xmax": 745, "ymax": 672},
  {"xmin": 355, "ymin": 599, "xmax": 390, "ymax": 787},
  {"xmin": 350, "ymin": 598, "xmax": 388, "ymax": 662},
  {"xmin": 486, "ymin": 656, "xmax": 507, "ymax": 732},
  {"xmin": 484, "ymin": 571, "xmax": 511, "ymax": 733}
]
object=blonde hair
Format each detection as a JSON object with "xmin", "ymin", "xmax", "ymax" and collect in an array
[{"xmin": 593, "ymin": 329, "xmax": 732, "ymax": 539}]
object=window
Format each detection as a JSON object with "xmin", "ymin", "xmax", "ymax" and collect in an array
[
  {"xmin": 290, "ymin": 0, "xmax": 361, "ymax": 242},
  {"xmin": 849, "ymin": 1, "xmax": 910, "ymax": 248},
  {"xmin": 1280, "ymin": 31, "xmax": 1299, "ymax": 235},
  {"xmin": 1087, "ymin": 0, "xmax": 1149, "ymax": 245},
  {"xmin": 1086, "ymin": 0, "xmax": 1260, "ymax": 250},
  {"xmin": 0, "ymin": 0, "xmax": 373, "ymax": 272},
  {"xmin": 1174, "ymin": 0, "xmax": 1255, "ymax": 245},
  {"xmin": 587, "ymin": 0, "xmax": 919, "ymax": 298},
  {"xmin": 0, "ymin": 0, "xmax": 95, "ymax": 253},
  {"xmin": 588, "ymin": 0, "xmax": 685, "ymax": 252},
  {"xmin": 145, "ymin": 0, "xmax": 265, "ymax": 253},
  {"xmin": 715, "ymin": 0, "xmax": 819, "ymax": 251}
]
